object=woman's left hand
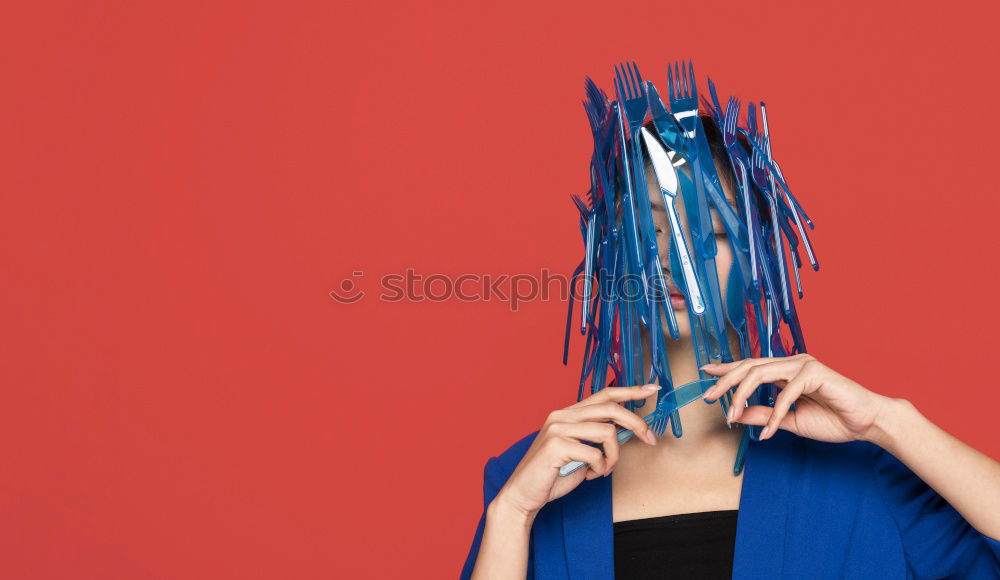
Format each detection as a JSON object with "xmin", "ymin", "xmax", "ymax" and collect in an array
[{"xmin": 700, "ymin": 353, "xmax": 894, "ymax": 443}]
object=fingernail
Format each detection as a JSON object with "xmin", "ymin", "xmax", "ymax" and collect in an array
[
  {"xmin": 642, "ymin": 384, "xmax": 661, "ymax": 391},
  {"xmin": 726, "ymin": 406, "xmax": 736, "ymax": 423},
  {"xmin": 703, "ymin": 397, "xmax": 714, "ymax": 404},
  {"xmin": 760, "ymin": 426, "xmax": 770, "ymax": 439}
]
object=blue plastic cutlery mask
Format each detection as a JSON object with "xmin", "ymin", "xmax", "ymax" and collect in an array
[{"xmin": 564, "ymin": 61, "xmax": 820, "ymax": 475}]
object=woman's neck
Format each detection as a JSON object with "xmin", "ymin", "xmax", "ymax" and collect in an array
[{"xmin": 635, "ymin": 326, "xmax": 745, "ymax": 452}]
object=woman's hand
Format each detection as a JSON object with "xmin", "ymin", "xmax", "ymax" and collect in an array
[
  {"xmin": 700, "ymin": 353, "xmax": 894, "ymax": 443},
  {"xmin": 492, "ymin": 385, "xmax": 660, "ymax": 519}
]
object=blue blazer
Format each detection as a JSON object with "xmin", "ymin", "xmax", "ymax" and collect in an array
[{"xmin": 461, "ymin": 429, "xmax": 1000, "ymax": 579}]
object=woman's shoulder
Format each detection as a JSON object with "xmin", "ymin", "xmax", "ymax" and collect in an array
[
  {"xmin": 797, "ymin": 433, "xmax": 920, "ymax": 481},
  {"xmin": 770, "ymin": 430, "xmax": 889, "ymax": 481},
  {"xmin": 766, "ymin": 431, "xmax": 948, "ymax": 510},
  {"xmin": 745, "ymin": 430, "xmax": 904, "ymax": 507},
  {"xmin": 794, "ymin": 432, "xmax": 882, "ymax": 461}
]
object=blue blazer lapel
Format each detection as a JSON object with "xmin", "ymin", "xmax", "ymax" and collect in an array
[
  {"xmin": 732, "ymin": 431, "xmax": 801, "ymax": 579},
  {"xmin": 553, "ymin": 431, "xmax": 801, "ymax": 579},
  {"xmin": 560, "ymin": 473, "xmax": 615, "ymax": 579}
]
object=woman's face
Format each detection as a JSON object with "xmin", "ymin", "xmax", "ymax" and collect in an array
[{"xmin": 643, "ymin": 153, "xmax": 738, "ymax": 340}]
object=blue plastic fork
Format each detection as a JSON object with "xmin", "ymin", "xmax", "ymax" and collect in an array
[
  {"xmin": 746, "ymin": 104, "xmax": 794, "ymax": 321},
  {"xmin": 759, "ymin": 102, "xmax": 819, "ymax": 279},
  {"xmin": 667, "ymin": 60, "xmax": 734, "ymax": 367},
  {"xmin": 615, "ymin": 62, "xmax": 689, "ymax": 434},
  {"xmin": 558, "ymin": 378, "xmax": 719, "ymax": 477}
]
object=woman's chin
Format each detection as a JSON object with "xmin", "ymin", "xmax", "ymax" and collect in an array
[{"xmin": 660, "ymin": 311, "xmax": 691, "ymax": 340}]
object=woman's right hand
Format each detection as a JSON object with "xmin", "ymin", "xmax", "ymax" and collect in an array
[{"xmin": 491, "ymin": 384, "xmax": 661, "ymax": 518}]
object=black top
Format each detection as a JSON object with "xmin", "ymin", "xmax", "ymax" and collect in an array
[{"xmin": 613, "ymin": 510, "xmax": 738, "ymax": 579}]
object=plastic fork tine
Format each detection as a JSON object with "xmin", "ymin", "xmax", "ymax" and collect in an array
[
  {"xmin": 682, "ymin": 61, "xmax": 688, "ymax": 97},
  {"xmin": 614, "ymin": 64, "xmax": 624, "ymax": 99},
  {"xmin": 730, "ymin": 97, "xmax": 741, "ymax": 137},
  {"xmin": 687, "ymin": 61, "xmax": 698, "ymax": 97},
  {"xmin": 678, "ymin": 61, "xmax": 685, "ymax": 97},
  {"xmin": 708, "ymin": 76, "xmax": 722, "ymax": 118},
  {"xmin": 570, "ymin": 193, "xmax": 589, "ymax": 217},
  {"xmin": 630, "ymin": 60, "xmax": 643, "ymax": 95},
  {"xmin": 625, "ymin": 64, "xmax": 636, "ymax": 99},
  {"xmin": 620, "ymin": 65, "xmax": 633, "ymax": 100},
  {"xmin": 723, "ymin": 96, "xmax": 737, "ymax": 143},
  {"xmin": 667, "ymin": 64, "xmax": 674, "ymax": 103},
  {"xmin": 583, "ymin": 100, "xmax": 595, "ymax": 131},
  {"xmin": 668, "ymin": 63, "xmax": 673, "ymax": 101},
  {"xmin": 589, "ymin": 77, "xmax": 610, "ymax": 113},
  {"xmin": 684, "ymin": 61, "xmax": 690, "ymax": 98},
  {"xmin": 688, "ymin": 60, "xmax": 696, "ymax": 98},
  {"xmin": 585, "ymin": 76, "xmax": 601, "ymax": 104}
]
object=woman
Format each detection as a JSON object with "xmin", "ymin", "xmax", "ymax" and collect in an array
[{"xmin": 460, "ymin": 76, "xmax": 1000, "ymax": 578}]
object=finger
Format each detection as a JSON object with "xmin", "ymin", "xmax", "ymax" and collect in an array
[
  {"xmin": 562, "ymin": 401, "xmax": 657, "ymax": 445},
  {"xmin": 549, "ymin": 437, "xmax": 607, "ymax": 475},
  {"xmin": 759, "ymin": 371, "xmax": 811, "ymax": 440},
  {"xmin": 571, "ymin": 384, "xmax": 662, "ymax": 408},
  {"xmin": 735, "ymin": 405, "xmax": 799, "ymax": 437},
  {"xmin": 700, "ymin": 357, "xmax": 768, "ymax": 377},
  {"xmin": 729, "ymin": 356, "xmax": 815, "ymax": 423},
  {"xmin": 703, "ymin": 355, "xmax": 807, "ymax": 401},
  {"xmin": 722, "ymin": 359, "xmax": 805, "ymax": 422},
  {"xmin": 701, "ymin": 358, "xmax": 768, "ymax": 401},
  {"xmin": 554, "ymin": 421, "xmax": 622, "ymax": 472}
]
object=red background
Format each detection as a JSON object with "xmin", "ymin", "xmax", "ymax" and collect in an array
[{"xmin": 2, "ymin": 1, "xmax": 998, "ymax": 578}]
